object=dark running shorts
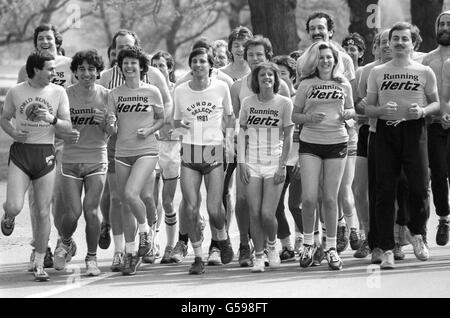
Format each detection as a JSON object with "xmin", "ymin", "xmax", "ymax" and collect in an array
[
  {"xmin": 181, "ymin": 143, "xmax": 223, "ymax": 175},
  {"xmin": 299, "ymin": 140, "xmax": 348, "ymax": 160},
  {"xmin": 8, "ymin": 142, "xmax": 55, "ymax": 180}
]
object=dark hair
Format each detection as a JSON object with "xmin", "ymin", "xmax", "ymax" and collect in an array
[
  {"xmin": 289, "ymin": 50, "xmax": 304, "ymax": 61},
  {"xmin": 192, "ymin": 37, "xmax": 214, "ymax": 51},
  {"xmin": 342, "ymin": 32, "xmax": 366, "ymax": 65},
  {"xmin": 70, "ymin": 50, "xmax": 104, "ymax": 79},
  {"xmin": 188, "ymin": 48, "xmax": 214, "ymax": 76},
  {"xmin": 33, "ymin": 24, "xmax": 63, "ymax": 51},
  {"xmin": 151, "ymin": 50, "xmax": 176, "ymax": 83},
  {"xmin": 389, "ymin": 22, "xmax": 420, "ymax": 46},
  {"xmin": 117, "ymin": 46, "xmax": 149, "ymax": 80},
  {"xmin": 306, "ymin": 12, "xmax": 335, "ymax": 37},
  {"xmin": 372, "ymin": 32, "xmax": 382, "ymax": 48},
  {"xmin": 244, "ymin": 35, "xmax": 273, "ymax": 61},
  {"xmin": 272, "ymin": 55, "xmax": 297, "ymax": 81},
  {"xmin": 26, "ymin": 52, "xmax": 55, "ymax": 79},
  {"xmin": 411, "ymin": 24, "xmax": 423, "ymax": 51},
  {"xmin": 228, "ymin": 26, "xmax": 253, "ymax": 60},
  {"xmin": 112, "ymin": 29, "xmax": 140, "ymax": 51},
  {"xmin": 251, "ymin": 62, "xmax": 280, "ymax": 94},
  {"xmin": 107, "ymin": 44, "xmax": 117, "ymax": 67}
]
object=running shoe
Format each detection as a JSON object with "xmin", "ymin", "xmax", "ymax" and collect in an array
[
  {"xmin": 371, "ymin": 247, "xmax": 383, "ymax": 264},
  {"xmin": 251, "ymin": 257, "xmax": 265, "ymax": 273},
  {"xmin": 408, "ymin": 233, "xmax": 429, "ymax": 261},
  {"xmin": 394, "ymin": 224, "xmax": 410, "ymax": 246},
  {"xmin": 436, "ymin": 219, "xmax": 449, "ymax": 246},
  {"xmin": 312, "ymin": 244, "xmax": 325, "ymax": 266},
  {"xmin": 33, "ymin": 265, "xmax": 50, "ymax": 282},
  {"xmin": 238, "ymin": 243, "xmax": 253, "ymax": 267},
  {"xmin": 98, "ymin": 222, "xmax": 111, "ymax": 250},
  {"xmin": 188, "ymin": 257, "xmax": 205, "ymax": 275},
  {"xmin": 393, "ymin": 243, "xmax": 405, "ymax": 261},
  {"xmin": 280, "ymin": 247, "xmax": 296, "ymax": 262},
  {"xmin": 110, "ymin": 252, "xmax": 124, "ymax": 272},
  {"xmin": 353, "ymin": 239, "xmax": 370, "ymax": 258},
  {"xmin": 160, "ymin": 246, "xmax": 173, "ymax": 264},
  {"xmin": 380, "ymin": 250, "xmax": 395, "ymax": 269},
  {"xmin": 294, "ymin": 235, "xmax": 304, "ymax": 255},
  {"xmin": 170, "ymin": 240, "xmax": 188, "ymax": 263},
  {"xmin": 54, "ymin": 239, "xmax": 77, "ymax": 270},
  {"xmin": 154, "ymin": 241, "xmax": 161, "ymax": 259},
  {"xmin": 122, "ymin": 253, "xmax": 141, "ymax": 275},
  {"xmin": 138, "ymin": 232, "xmax": 151, "ymax": 257},
  {"xmin": 1, "ymin": 213, "xmax": 15, "ymax": 236},
  {"xmin": 142, "ymin": 247, "xmax": 156, "ymax": 264},
  {"xmin": 85, "ymin": 257, "xmax": 101, "ymax": 276},
  {"xmin": 217, "ymin": 236, "xmax": 234, "ymax": 264},
  {"xmin": 263, "ymin": 249, "xmax": 269, "ymax": 267},
  {"xmin": 325, "ymin": 248, "xmax": 343, "ymax": 270},
  {"xmin": 349, "ymin": 228, "xmax": 362, "ymax": 250},
  {"xmin": 267, "ymin": 246, "xmax": 281, "ymax": 268},
  {"xmin": 299, "ymin": 244, "xmax": 317, "ymax": 268},
  {"xmin": 336, "ymin": 225, "xmax": 349, "ymax": 253},
  {"xmin": 207, "ymin": 247, "xmax": 222, "ymax": 266},
  {"xmin": 44, "ymin": 247, "xmax": 54, "ymax": 268}
]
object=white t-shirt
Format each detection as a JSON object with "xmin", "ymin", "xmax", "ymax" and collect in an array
[{"xmin": 173, "ymin": 79, "xmax": 232, "ymax": 146}]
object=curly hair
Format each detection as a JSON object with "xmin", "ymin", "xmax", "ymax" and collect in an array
[
  {"xmin": 70, "ymin": 49, "xmax": 104, "ymax": 79},
  {"xmin": 117, "ymin": 46, "xmax": 150, "ymax": 80}
]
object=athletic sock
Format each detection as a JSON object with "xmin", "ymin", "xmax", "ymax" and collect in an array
[
  {"xmin": 314, "ymin": 231, "xmax": 321, "ymax": 246},
  {"xmin": 138, "ymin": 223, "xmax": 149, "ymax": 234},
  {"xmin": 304, "ymin": 232, "xmax": 314, "ymax": 246},
  {"xmin": 125, "ymin": 242, "xmax": 136, "ymax": 255},
  {"xmin": 179, "ymin": 232, "xmax": 189, "ymax": 245},
  {"xmin": 280, "ymin": 237, "xmax": 293, "ymax": 250},
  {"xmin": 86, "ymin": 252, "xmax": 97, "ymax": 260},
  {"xmin": 338, "ymin": 216, "xmax": 346, "ymax": 226},
  {"xmin": 216, "ymin": 227, "xmax": 227, "ymax": 241},
  {"xmin": 113, "ymin": 234, "xmax": 124, "ymax": 253},
  {"xmin": 165, "ymin": 212, "xmax": 177, "ymax": 247},
  {"xmin": 191, "ymin": 240, "xmax": 202, "ymax": 258},
  {"xmin": 62, "ymin": 237, "xmax": 73, "ymax": 246},
  {"xmin": 326, "ymin": 237, "xmax": 337, "ymax": 251}
]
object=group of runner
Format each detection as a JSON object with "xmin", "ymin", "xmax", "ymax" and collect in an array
[{"xmin": 1, "ymin": 9, "xmax": 450, "ymax": 281}]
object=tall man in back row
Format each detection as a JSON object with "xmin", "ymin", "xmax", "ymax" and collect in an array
[
  {"xmin": 365, "ymin": 22, "xmax": 439, "ymax": 269},
  {"xmin": 1, "ymin": 52, "xmax": 72, "ymax": 281}
]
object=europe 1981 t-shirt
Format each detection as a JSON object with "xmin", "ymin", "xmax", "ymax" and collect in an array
[
  {"xmin": 367, "ymin": 61, "xmax": 437, "ymax": 121},
  {"xmin": 173, "ymin": 79, "xmax": 232, "ymax": 146},
  {"xmin": 295, "ymin": 77, "xmax": 353, "ymax": 144},
  {"xmin": 239, "ymin": 94, "xmax": 293, "ymax": 165}
]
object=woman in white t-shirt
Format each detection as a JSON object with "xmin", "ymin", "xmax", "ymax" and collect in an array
[{"xmin": 238, "ymin": 62, "xmax": 294, "ymax": 272}]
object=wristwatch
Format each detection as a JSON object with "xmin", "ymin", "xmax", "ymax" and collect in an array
[{"xmin": 50, "ymin": 116, "xmax": 58, "ymax": 125}]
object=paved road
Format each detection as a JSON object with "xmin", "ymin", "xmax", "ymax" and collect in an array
[{"xmin": 1, "ymin": 181, "xmax": 450, "ymax": 299}]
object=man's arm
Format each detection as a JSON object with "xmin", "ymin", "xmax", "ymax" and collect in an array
[{"xmin": 147, "ymin": 66, "xmax": 173, "ymax": 123}]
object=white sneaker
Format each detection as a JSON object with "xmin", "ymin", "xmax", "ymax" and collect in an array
[
  {"xmin": 251, "ymin": 257, "xmax": 265, "ymax": 273},
  {"xmin": 267, "ymin": 246, "xmax": 281, "ymax": 269},
  {"xmin": 380, "ymin": 250, "xmax": 395, "ymax": 269},
  {"xmin": 86, "ymin": 258, "xmax": 101, "ymax": 276},
  {"xmin": 207, "ymin": 247, "xmax": 222, "ymax": 266},
  {"xmin": 294, "ymin": 235, "xmax": 304, "ymax": 255},
  {"xmin": 408, "ymin": 234, "xmax": 429, "ymax": 261}
]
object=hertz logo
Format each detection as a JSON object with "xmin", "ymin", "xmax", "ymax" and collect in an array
[
  {"xmin": 380, "ymin": 81, "xmax": 420, "ymax": 91},
  {"xmin": 308, "ymin": 90, "xmax": 344, "ymax": 100},
  {"xmin": 116, "ymin": 103, "xmax": 150, "ymax": 113}
]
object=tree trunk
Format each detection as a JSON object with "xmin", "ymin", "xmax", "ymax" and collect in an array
[
  {"xmin": 346, "ymin": 0, "xmax": 379, "ymax": 64},
  {"xmin": 248, "ymin": 0, "xmax": 300, "ymax": 56},
  {"xmin": 411, "ymin": 0, "xmax": 443, "ymax": 53},
  {"xmin": 228, "ymin": 0, "xmax": 248, "ymax": 30}
]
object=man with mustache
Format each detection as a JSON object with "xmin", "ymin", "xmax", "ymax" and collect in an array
[
  {"xmin": 422, "ymin": 11, "xmax": 450, "ymax": 246},
  {"xmin": 365, "ymin": 22, "xmax": 439, "ymax": 269}
]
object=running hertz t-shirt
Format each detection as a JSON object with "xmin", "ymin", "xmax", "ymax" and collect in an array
[
  {"xmin": 63, "ymin": 84, "xmax": 109, "ymax": 164},
  {"xmin": 239, "ymin": 94, "xmax": 293, "ymax": 165},
  {"xmin": 173, "ymin": 79, "xmax": 232, "ymax": 146},
  {"xmin": 295, "ymin": 77, "xmax": 353, "ymax": 144},
  {"xmin": 3, "ymin": 81, "xmax": 69, "ymax": 144},
  {"xmin": 107, "ymin": 83, "xmax": 164, "ymax": 157},
  {"xmin": 367, "ymin": 61, "xmax": 437, "ymax": 121}
]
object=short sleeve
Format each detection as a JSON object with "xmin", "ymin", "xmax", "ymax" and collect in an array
[
  {"xmin": 173, "ymin": 86, "xmax": 183, "ymax": 121},
  {"xmin": 282, "ymin": 98, "xmax": 294, "ymax": 127},
  {"xmin": 366, "ymin": 67, "xmax": 379, "ymax": 95},
  {"xmin": 424, "ymin": 66, "xmax": 438, "ymax": 95},
  {"xmin": 222, "ymin": 84, "xmax": 233, "ymax": 116}
]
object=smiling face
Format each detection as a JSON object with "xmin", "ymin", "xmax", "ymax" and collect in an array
[
  {"xmin": 308, "ymin": 17, "xmax": 333, "ymax": 43},
  {"xmin": 231, "ymin": 39, "xmax": 246, "ymax": 62},
  {"xmin": 34, "ymin": 60, "xmax": 56, "ymax": 85},
  {"xmin": 214, "ymin": 46, "xmax": 229, "ymax": 68},
  {"xmin": 257, "ymin": 67, "xmax": 275, "ymax": 91},
  {"xmin": 317, "ymin": 48, "xmax": 335, "ymax": 77},
  {"xmin": 36, "ymin": 30, "xmax": 57, "ymax": 56},
  {"xmin": 390, "ymin": 29, "xmax": 413, "ymax": 58},
  {"xmin": 121, "ymin": 57, "xmax": 142, "ymax": 80},
  {"xmin": 74, "ymin": 60, "xmax": 99, "ymax": 88},
  {"xmin": 152, "ymin": 57, "xmax": 170, "ymax": 80},
  {"xmin": 190, "ymin": 53, "xmax": 211, "ymax": 78},
  {"xmin": 380, "ymin": 30, "xmax": 392, "ymax": 61},
  {"xmin": 344, "ymin": 44, "xmax": 362, "ymax": 67},
  {"xmin": 246, "ymin": 44, "xmax": 267, "ymax": 70}
]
